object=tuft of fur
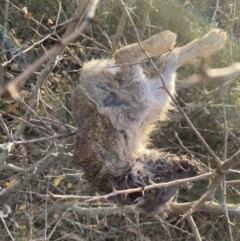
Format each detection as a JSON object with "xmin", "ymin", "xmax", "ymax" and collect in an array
[{"xmin": 72, "ymin": 29, "xmax": 226, "ymax": 214}]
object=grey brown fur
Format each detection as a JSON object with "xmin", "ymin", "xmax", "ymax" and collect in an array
[{"xmin": 72, "ymin": 29, "xmax": 226, "ymax": 214}]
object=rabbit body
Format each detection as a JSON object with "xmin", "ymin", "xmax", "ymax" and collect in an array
[{"xmin": 72, "ymin": 29, "xmax": 226, "ymax": 214}]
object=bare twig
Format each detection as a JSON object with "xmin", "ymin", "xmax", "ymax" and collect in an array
[
  {"xmin": 0, "ymin": 25, "xmax": 5, "ymax": 88},
  {"xmin": 5, "ymin": 132, "xmax": 76, "ymax": 145},
  {"xmin": 140, "ymin": 0, "xmax": 152, "ymax": 39},
  {"xmin": 172, "ymin": 201, "xmax": 240, "ymax": 217},
  {"xmin": 186, "ymin": 215, "xmax": 202, "ymax": 241},
  {"xmin": 0, "ymin": 111, "xmax": 54, "ymax": 133},
  {"xmin": 210, "ymin": 0, "xmax": 220, "ymax": 27},
  {"xmin": 220, "ymin": 83, "xmax": 234, "ymax": 241},
  {"xmin": 50, "ymin": 17, "xmax": 77, "ymax": 31},
  {"xmin": 6, "ymin": 0, "xmax": 48, "ymax": 30},
  {"xmin": 156, "ymin": 215, "xmax": 193, "ymax": 237},
  {"xmin": 19, "ymin": 98, "xmax": 56, "ymax": 134},
  {"xmin": 222, "ymin": 174, "xmax": 234, "ymax": 241},
  {"xmin": 47, "ymin": 209, "xmax": 68, "ymax": 240},
  {"xmin": 208, "ymin": 113, "xmax": 240, "ymax": 143},
  {"xmin": 177, "ymin": 187, "xmax": 216, "ymax": 223},
  {"xmin": 55, "ymin": 0, "xmax": 62, "ymax": 29},
  {"xmin": 4, "ymin": 0, "xmax": 9, "ymax": 33},
  {"xmin": 174, "ymin": 131, "xmax": 194, "ymax": 158},
  {"xmin": 0, "ymin": 216, "xmax": 15, "ymax": 241},
  {"xmin": 49, "ymin": 172, "xmax": 215, "ymax": 202},
  {"xmin": 0, "ymin": 114, "xmax": 12, "ymax": 141},
  {"xmin": 221, "ymin": 149, "xmax": 240, "ymax": 171},
  {"xmin": 2, "ymin": 33, "xmax": 52, "ymax": 66},
  {"xmin": 109, "ymin": 0, "xmax": 134, "ymax": 57},
  {"xmin": 79, "ymin": 33, "xmax": 109, "ymax": 51},
  {"xmin": 54, "ymin": 200, "xmax": 240, "ymax": 218}
]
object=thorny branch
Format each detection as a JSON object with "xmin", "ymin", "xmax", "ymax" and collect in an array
[
  {"xmin": 0, "ymin": 0, "xmax": 100, "ymax": 167},
  {"xmin": 54, "ymin": 200, "xmax": 240, "ymax": 218},
  {"xmin": 0, "ymin": 0, "xmax": 100, "ymax": 99},
  {"xmin": 49, "ymin": 172, "xmax": 215, "ymax": 201}
]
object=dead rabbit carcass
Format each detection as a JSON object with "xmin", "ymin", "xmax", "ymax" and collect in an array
[{"xmin": 72, "ymin": 29, "xmax": 226, "ymax": 214}]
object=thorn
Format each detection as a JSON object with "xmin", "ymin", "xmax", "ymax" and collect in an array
[{"xmin": 112, "ymin": 185, "xmax": 117, "ymax": 195}]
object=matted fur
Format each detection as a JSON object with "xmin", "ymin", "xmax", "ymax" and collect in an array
[{"xmin": 72, "ymin": 29, "xmax": 226, "ymax": 214}]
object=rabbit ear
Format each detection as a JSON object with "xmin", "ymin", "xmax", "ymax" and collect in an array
[
  {"xmin": 113, "ymin": 30, "xmax": 176, "ymax": 63},
  {"xmin": 172, "ymin": 29, "xmax": 226, "ymax": 67}
]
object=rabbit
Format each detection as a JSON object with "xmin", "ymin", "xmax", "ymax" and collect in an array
[{"xmin": 72, "ymin": 29, "xmax": 226, "ymax": 214}]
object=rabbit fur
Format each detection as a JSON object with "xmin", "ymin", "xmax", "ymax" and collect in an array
[{"xmin": 72, "ymin": 29, "xmax": 226, "ymax": 214}]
